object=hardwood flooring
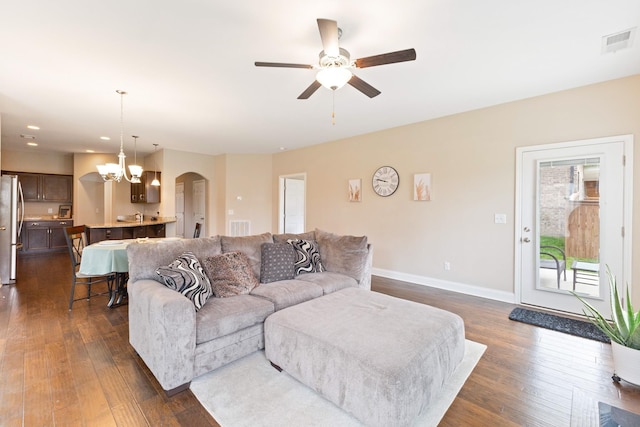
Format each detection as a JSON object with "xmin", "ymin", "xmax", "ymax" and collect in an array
[{"xmin": 1, "ymin": 253, "xmax": 638, "ymax": 426}]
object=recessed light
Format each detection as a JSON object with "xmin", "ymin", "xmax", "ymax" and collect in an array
[
  {"xmin": 100, "ymin": 136, "xmax": 110, "ymax": 141},
  {"xmin": 86, "ymin": 149, "xmax": 95, "ymax": 153},
  {"xmin": 27, "ymin": 125, "xmax": 40, "ymax": 130},
  {"xmin": 27, "ymin": 142, "xmax": 38, "ymax": 147},
  {"xmin": 279, "ymin": 147, "xmax": 287, "ymax": 151}
]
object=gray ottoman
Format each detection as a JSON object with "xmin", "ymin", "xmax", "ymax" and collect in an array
[{"xmin": 264, "ymin": 287, "xmax": 465, "ymax": 426}]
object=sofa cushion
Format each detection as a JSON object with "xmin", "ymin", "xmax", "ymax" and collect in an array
[
  {"xmin": 288, "ymin": 239, "xmax": 324, "ymax": 276},
  {"xmin": 294, "ymin": 271, "xmax": 358, "ymax": 294},
  {"xmin": 315, "ymin": 229, "xmax": 368, "ymax": 283},
  {"xmin": 220, "ymin": 232, "xmax": 273, "ymax": 281},
  {"xmin": 273, "ymin": 231, "xmax": 315, "ymax": 244},
  {"xmin": 127, "ymin": 237, "xmax": 222, "ymax": 283},
  {"xmin": 260, "ymin": 243, "xmax": 296, "ymax": 283},
  {"xmin": 155, "ymin": 252, "xmax": 213, "ymax": 311},
  {"xmin": 202, "ymin": 252, "xmax": 259, "ymax": 298},
  {"xmin": 250, "ymin": 279, "xmax": 323, "ymax": 311},
  {"xmin": 195, "ymin": 294, "xmax": 274, "ymax": 344}
]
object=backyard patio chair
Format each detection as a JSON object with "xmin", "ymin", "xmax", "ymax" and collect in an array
[{"xmin": 540, "ymin": 245, "xmax": 567, "ymax": 288}]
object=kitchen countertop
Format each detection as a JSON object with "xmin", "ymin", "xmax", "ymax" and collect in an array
[
  {"xmin": 86, "ymin": 217, "xmax": 177, "ymax": 229},
  {"xmin": 24, "ymin": 216, "xmax": 73, "ymax": 221}
]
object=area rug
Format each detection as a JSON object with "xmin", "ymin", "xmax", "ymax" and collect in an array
[
  {"xmin": 509, "ymin": 307, "xmax": 610, "ymax": 343},
  {"xmin": 570, "ymin": 388, "xmax": 640, "ymax": 427},
  {"xmin": 190, "ymin": 339, "xmax": 486, "ymax": 427}
]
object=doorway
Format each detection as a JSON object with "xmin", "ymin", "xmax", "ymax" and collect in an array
[
  {"xmin": 279, "ymin": 174, "xmax": 306, "ymax": 233},
  {"xmin": 516, "ymin": 135, "xmax": 633, "ymax": 316},
  {"xmin": 175, "ymin": 182, "xmax": 185, "ymax": 238},
  {"xmin": 175, "ymin": 173, "xmax": 207, "ymax": 239}
]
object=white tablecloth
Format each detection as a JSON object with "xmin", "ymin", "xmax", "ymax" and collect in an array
[{"xmin": 79, "ymin": 240, "xmax": 132, "ymax": 275}]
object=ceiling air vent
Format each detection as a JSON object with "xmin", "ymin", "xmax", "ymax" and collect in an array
[{"xmin": 602, "ymin": 27, "xmax": 636, "ymax": 54}]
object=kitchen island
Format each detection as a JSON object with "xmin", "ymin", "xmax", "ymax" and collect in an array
[{"xmin": 85, "ymin": 217, "xmax": 176, "ymax": 244}]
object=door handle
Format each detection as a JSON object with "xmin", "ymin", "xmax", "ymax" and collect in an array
[
  {"xmin": 522, "ymin": 237, "xmax": 531, "ymax": 243},
  {"xmin": 0, "ymin": 226, "xmax": 6, "ymax": 231}
]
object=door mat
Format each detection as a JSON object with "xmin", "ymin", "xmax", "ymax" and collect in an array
[{"xmin": 509, "ymin": 307, "xmax": 610, "ymax": 343}]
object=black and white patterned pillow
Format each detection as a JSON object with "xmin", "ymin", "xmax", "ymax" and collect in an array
[
  {"xmin": 156, "ymin": 251, "xmax": 213, "ymax": 311},
  {"xmin": 287, "ymin": 239, "xmax": 325, "ymax": 276},
  {"xmin": 260, "ymin": 243, "xmax": 296, "ymax": 283}
]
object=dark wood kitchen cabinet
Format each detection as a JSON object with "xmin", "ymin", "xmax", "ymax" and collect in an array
[
  {"xmin": 86, "ymin": 222, "xmax": 166, "ymax": 244},
  {"xmin": 2, "ymin": 171, "xmax": 73, "ymax": 203},
  {"xmin": 21, "ymin": 219, "xmax": 72, "ymax": 254},
  {"xmin": 131, "ymin": 171, "xmax": 161, "ymax": 204}
]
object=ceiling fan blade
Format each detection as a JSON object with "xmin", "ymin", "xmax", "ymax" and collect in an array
[
  {"xmin": 297, "ymin": 80, "xmax": 322, "ymax": 99},
  {"xmin": 317, "ymin": 19, "xmax": 340, "ymax": 57},
  {"xmin": 255, "ymin": 62, "xmax": 313, "ymax": 69},
  {"xmin": 354, "ymin": 48, "xmax": 417, "ymax": 68},
  {"xmin": 348, "ymin": 75, "xmax": 381, "ymax": 98}
]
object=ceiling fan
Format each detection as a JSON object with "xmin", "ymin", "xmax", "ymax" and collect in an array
[{"xmin": 255, "ymin": 18, "xmax": 416, "ymax": 99}]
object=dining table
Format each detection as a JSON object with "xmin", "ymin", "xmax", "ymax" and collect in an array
[{"xmin": 79, "ymin": 237, "xmax": 181, "ymax": 307}]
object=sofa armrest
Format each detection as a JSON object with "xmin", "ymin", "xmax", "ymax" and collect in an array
[
  {"xmin": 128, "ymin": 279, "xmax": 196, "ymax": 391},
  {"xmin": 359, "ymin": 244, "xmax": 374, "ymax": 290}
]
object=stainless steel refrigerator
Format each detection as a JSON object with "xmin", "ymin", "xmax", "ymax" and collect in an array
[{"xmin": 0, "ymin": 175, "xmax": 24, "ymax": 285}]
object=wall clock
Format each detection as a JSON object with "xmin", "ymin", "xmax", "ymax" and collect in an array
[{"xmin": 372, "ymin": 166, "xmax": 399, "ymax": 197}]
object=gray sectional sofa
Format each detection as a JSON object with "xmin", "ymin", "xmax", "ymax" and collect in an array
[{"xmin": 126, "ymin": 229, "xmax": 373, "ymax": 395}]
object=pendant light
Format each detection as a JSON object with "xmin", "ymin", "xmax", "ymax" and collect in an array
[
  {"xmin": 151, "ymin": 144, "xmax": 160, "ymax": 186},
  {"xmin": 129, "ymin": 135, "xmax": 142, "ymax": 184},
  {"xmin": 96, "ymin": 90, "xmax": 143, "ymax": 183}
]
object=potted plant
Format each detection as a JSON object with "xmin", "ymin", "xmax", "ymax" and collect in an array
[{"xmin": 572, "ymin": 265, "xmax": 640, "ymax": 386}]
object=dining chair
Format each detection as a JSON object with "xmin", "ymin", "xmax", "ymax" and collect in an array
[{"xmin": 64, "ymin": 225, "xmax": 114, "ymax": 310}]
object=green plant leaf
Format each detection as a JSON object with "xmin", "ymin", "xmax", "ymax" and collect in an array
[{"xmin": 571, "ymin": 265, "xmax": 640, "ymax": 350}]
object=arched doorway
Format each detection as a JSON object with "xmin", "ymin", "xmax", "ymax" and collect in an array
[{"xmin": 175, "ymin": 172, "xmax": 207, "ymax": 238}]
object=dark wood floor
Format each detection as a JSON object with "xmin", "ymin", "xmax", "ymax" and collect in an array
[{"xmin": 1, "ymin": 253, "xmax": 639, "ymax": 426}]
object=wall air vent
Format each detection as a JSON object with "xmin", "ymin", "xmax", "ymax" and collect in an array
[
  {"xmin": 20, "ymin": 134, "xmax": 36, "ymax": 140},
  {"xmin": 229, "ymin": 220, "xmax": 251, "ymax": 237},
  {"xmin": 602, "ymin": 27, "xmax": 636, "ymax": 54}
]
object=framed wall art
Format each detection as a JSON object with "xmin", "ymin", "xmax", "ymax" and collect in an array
[
  {"xmin": 58, "ymin": 204, "xmax": 72, "ymax": 219},
  {"xmin": 349, "ymin": 179, "xmax": 362, "ymax": 202},
  {"xmin": 413, "ymin": 173, "xmax": 431, "ymax": 201}
]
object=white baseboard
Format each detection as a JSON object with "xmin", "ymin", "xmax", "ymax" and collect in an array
[{"xmin": 372, "ymin": 267, "xmax": 516, "ymax": 304}]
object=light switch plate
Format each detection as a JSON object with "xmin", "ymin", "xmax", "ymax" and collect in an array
[{"xmin": 495, "ymin": 213, "xmax": 507, "ymax": 224}]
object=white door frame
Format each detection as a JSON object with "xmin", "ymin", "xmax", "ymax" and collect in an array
[
  {"xmin": 514, "ymin": 134, "xmax": 633, "ymax": 313},
  {"xmin": 193, "ymin": 179, "xmax": 206, "ymax": 238},
  {"xmin": 278, "ymin": 173, "xmax": 306, "ymax": 234}
]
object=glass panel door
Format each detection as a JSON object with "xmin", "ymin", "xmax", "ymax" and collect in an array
[
  {"xmin": 538, "ymin": 158, "xmax": 600, "ymax": 297},
  {"xmin": 518, "ymin": 137, "xmax": 628, "ymax": 315}
]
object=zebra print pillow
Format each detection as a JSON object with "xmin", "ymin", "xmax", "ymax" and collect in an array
[
  {"xmin": 287, "ymin": 239, "xmax": 325, "ymax": 276},
  {"xmin": 156, "ymin": 251, "xmax": 213, "ymax": 310}
]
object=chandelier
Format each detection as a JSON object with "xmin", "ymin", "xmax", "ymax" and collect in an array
[{"xmin": 96, "ymin": 90, "xmax": 143, "ymax": 183}]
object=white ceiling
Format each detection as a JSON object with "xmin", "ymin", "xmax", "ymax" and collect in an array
[{"xmin": 1, "ymin": 0, "xmax": 639, "ymax": 157}]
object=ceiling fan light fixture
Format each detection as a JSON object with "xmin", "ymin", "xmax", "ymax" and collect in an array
[{"xmin": 316, "ymin": 67, "xmax": 353, "ymax": 90}]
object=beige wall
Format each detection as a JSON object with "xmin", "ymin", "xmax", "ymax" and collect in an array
[
  {"xmin": 223, "ymin": 154, "xmax": 272, "ymax": 235},
  {"xmin": 272, "ymin": 75, "xmax": 640, "ymax": 305},
  {"xmin": 1, "ymin": 149, "xmax": 73, "ymax": 175}
]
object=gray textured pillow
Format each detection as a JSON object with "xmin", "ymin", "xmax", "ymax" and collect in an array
[
  {"xmin": 155, "ymin": 252, "xmax": 213, "ymax": 311},
  {"xmin": 288, "ymin": 239, "xmax": 324, "ymax": 276},
  {"xmin": 315, "ymin": 229, "xmax": 369, "ymax": 283},
  {"xmin": 203, "ymin": 252, "xmax": 259, "ymax": 297},
  {"xmin": 220, "ymin": 232, "xmax": 273, "ymax": 281},
  {"xmin": 260, "ymin": 243, "xmax": 296, "ymax": 283}
]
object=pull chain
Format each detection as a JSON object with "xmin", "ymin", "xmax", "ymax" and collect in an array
[{"xmin": 332, "ymin": 90, "xmax": 336, "ymax": 126}]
